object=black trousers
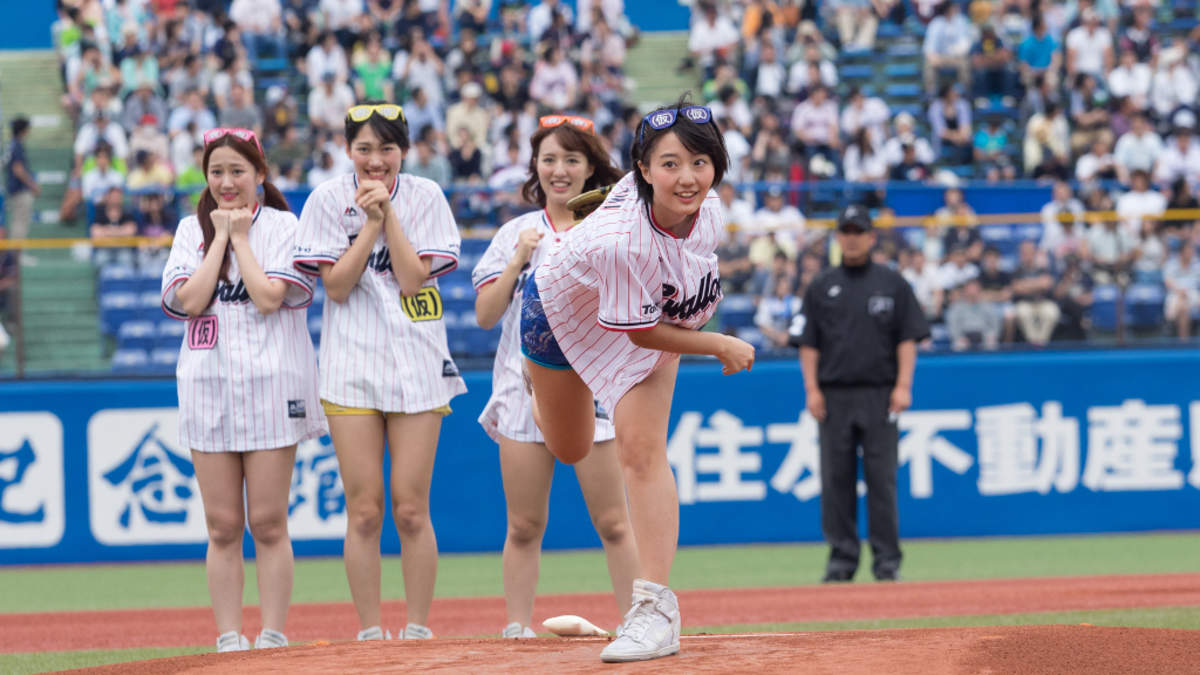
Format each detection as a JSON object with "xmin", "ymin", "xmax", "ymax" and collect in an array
[{"xmin": 818, "ymin": 385, "xmax": 901, "ymax": 577}]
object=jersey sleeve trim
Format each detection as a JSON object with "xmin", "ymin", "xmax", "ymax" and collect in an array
[
  {"xmin": 267, "ymin": 270, "xmax": 315, "ymax": 309},
  {"xmin": 597, "ymin": 316, "xmax": 659, "ymax": 331},
  {"xmin": 473, "ymin": 271, "xmax": 502, "ymax": 291},
  {"xmin": 294, "ymin": 254, "xmax": 340, "ymax": 276},
  {"xmin": 161, "ymin": 275, "xmax": 191, "ymax": 320},
  {"xmin": 421, "ymin": 250, "xmax": 459, "ymax": 278}
]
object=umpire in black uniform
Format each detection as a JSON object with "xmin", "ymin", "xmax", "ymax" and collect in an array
[{"xmin": 798, "ymin": 204, "xmax": 929, "ymax": 582}]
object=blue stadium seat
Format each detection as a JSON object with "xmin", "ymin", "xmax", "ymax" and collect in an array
[
  {"xmin": 446, "ymin": 327, "xmax": 472, "ymax": 355},
  {"xmin": 156, "ymin": 319, "xmax": 185, "ymax": 349},
  {"xmin": 112, "ymin": 348, "xmax": 149, "ymax": 374},
  {"xmin": 99, "ymin": 291, "xmax": 141, "ymax": 335},
  {"xmin": 840, "ymin": 65, "xmax": 873, "ymax": 81},
  {"xmin": 149, "ymin": 348, "xmax": 179, "ymax": 373},
  {"xmin": 1090, "ymin": 285, "xmax": 1121, "ymax": 332},
  {"xmin": 884, "ymin": 83, "xmax": 922, "ymax": 99},
  {"xmin": 720, "ymin": 293, "xmax": 757, "ymax": 330},
  {"xmin": 886, "ymin": 42, "xmax": 921, "ymax": 58},
  {"xmin": 929, "ymin": 322, "xmax": 951, "ymax": 350},
  {"xmin": 890, "ymin": 103, "xmax": 924, "ymax": 119},
  {"xmin": 118, "ymin": 320, "xmax": 158, "ymax": 351},
  {"xmin": 735, "ymin": 326, "xmax": 766, "ymax": 350},
  {"xmin": 883, "ymin": 63, "xmax": 920, "ymax": 78},
  {"xmin": 441, "ymin": 279, "xmax": 475, "ymax": 302},
  {"xmin": 876, "ymin": 22, "xmax": 904, "ymax": 39},
  {"xmin": 462, "ymin": 238, "xmax": 491, "ymax": 256},
  {"xmin": 98, "ymin": 264, "xmax": 140, "ymax": 295},
  {"xmin": 466, "ymin": 329, "xmax": 494, "ymax": 357},
  {"xmin": 1126, "ymin": 283, "xmax": 1165, "ymax": 328},
  {"xmin": 1013, "ymin": 224, "xmax": 1043, "ymax": 242}
]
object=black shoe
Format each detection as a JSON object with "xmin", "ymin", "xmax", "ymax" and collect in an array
[
  {"xmin": 874, "ymin": 569, "xmax": 900, "ymax": 582},
  {"xmin": 822, "ymin": 569, "xmax": 854, "ymax": 583}
]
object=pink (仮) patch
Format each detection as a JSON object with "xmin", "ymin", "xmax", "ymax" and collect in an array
[{"xmin": 188, "ymin": 316, "xmax": 218, "ymax": 350}]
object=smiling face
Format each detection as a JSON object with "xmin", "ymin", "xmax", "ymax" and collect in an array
[
  {"xmin": 206, "ymin": 146, "xmax": 262, "ymax": 210},
  {"xmin": 638, "ymin": 130, "xmax": 716, "ymax": 229},
  {"xmin": 348, "ymin": 122, "xmax": 405, "ymax": 185},
  {"xmin": 536, "ymin": 132, "xmax": 594, "ymax": 210}
]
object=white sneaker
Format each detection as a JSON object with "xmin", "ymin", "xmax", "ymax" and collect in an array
[
  {"xmin": 216, "ymin": 631, "xmax": 250, "ymax": 653},
  {"xmin": 402, "ymin": 623, "xmax": 434, "ymax": 639},
  {"xmin": 254, "ymin": 628, "xmax": 288, "ymax": 649},
  {"xmin": 599, "ymin": 579, "xmax": 680, "ymax": 663},
  {"xmin": 502, "ymin": 622, "xmax": 537, "ymax": 638},
  {"xmin": 356, "ymin": 625, "xmax": 392, "ymax": 641}
]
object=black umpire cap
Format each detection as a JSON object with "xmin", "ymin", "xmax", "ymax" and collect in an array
[{"xmin": 836, "ymin": 204, "xmax": 874, "ymax": 233}]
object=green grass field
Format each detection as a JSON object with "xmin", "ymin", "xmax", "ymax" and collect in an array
[{"xmin": 2, "ymin": 533, "xmax": 1197, "ymax": 673}]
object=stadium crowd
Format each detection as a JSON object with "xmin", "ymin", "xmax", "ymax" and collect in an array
[{"xmin": 13, "ymin": 0, "xmax": 1200, "ymax": 367}]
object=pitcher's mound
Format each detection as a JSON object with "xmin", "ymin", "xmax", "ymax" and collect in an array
[{"xmin": 67, "ymin": 625, "xmax": 1196, "ymax": 674}]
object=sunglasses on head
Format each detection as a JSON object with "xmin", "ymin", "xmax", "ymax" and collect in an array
[
  {"xmin": 347, "ymin": 104, "xmax": 406, "ymax": 123},
  {"xmin": 538, "ymin": 115, "xmax": 596, "ymax": 134},
  {"xmin": 638, "ymin": 105, "xmax": 713, "ymax": 145},
  {"xmin": 203, "ymin": 127, "xmax": 263, "ymax": 156}
]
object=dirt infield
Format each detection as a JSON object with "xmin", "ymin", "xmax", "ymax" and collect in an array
[
  {"xmin": 63, "ymin": 626, "xmax": 1198, "ymax": 674},
  {"xmin": 5, "ymin": 572, "xmax": 1199, "ymax": 654}
]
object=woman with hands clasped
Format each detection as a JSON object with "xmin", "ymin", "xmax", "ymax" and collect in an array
[
  {"xmin": 293, "ymin": 103, "xmax": 464, "ymax": 642},
  {"xmin": 161, "ymin": 127, "xmax": 324, "ymax": 653},
  {"xmin": 471, "ymin": 115, "xmax": 639, "ymax": 639}
]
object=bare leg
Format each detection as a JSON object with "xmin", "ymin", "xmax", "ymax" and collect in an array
[
  {"xmin": 385, "ymin": 411, "xmax": 443, "ymax": 627},
  {"xmin": 328, "ymin": 414, "xmax": 388, "ymax": 630},
  {"xmin": 191, "ymin": 451, "xmax": 247, "ymax": 636},
  {"xmin": 497, "ymin": 437, "xmax": 555, "ymax": 628},
  {"xmin": 526, "ymin": 358, "xmax": 597, "ymax": 465},
  {"xmin": 575, "ymin": 439, "xmax": 640, "ymax": 615},
  {"xmin": 244, "ymin": 445, "xmax": 299, "ymax": 633}
]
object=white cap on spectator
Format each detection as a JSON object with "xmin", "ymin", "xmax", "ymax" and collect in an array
[
  {"xmin": 1173, "ymin": 109, "xmax": 1196, "ymax": 130},
  {"xmin": 266, "ymin": 85, "xmax": 286, "ymax": 105},
  {"xmin": 462, "ymin": 82, "xmax": 483, "ymax": 99}
]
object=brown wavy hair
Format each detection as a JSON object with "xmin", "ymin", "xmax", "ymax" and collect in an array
[
  {"xmin": 520, "ymin": 123, "xmax": 623, "ymax": 208},
  {"xmin": 196, "ymin": 133, "xmax": 290, "ymax": 283}
]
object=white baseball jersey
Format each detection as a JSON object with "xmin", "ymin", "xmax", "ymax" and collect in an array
[
  {"xmin": 161, "ymin": 205, "xmax": 326, "ymax": 452},
  {"xmin": 535, "ymin": 172, "xmax": 725, "ymax": 416},
  {"xmin": 293, "ymin": 172, "xmax": 467, "ymax": 412},
  {"xmin": 472, "ymin": 209, "xmax": 616, "ymax": 444}
]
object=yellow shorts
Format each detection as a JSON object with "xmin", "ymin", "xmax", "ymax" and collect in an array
[{"xmin": 320, "ymin": 400, "xmax": 452, "ymax": 417}]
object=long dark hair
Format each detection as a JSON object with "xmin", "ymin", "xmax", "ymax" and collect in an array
[
  {"xmin": 196, "ymin": 134, "xmax": 290, "ymax": 283},
  {"xmin": 631, "ymin": 93, "xmax": 729, "ymax": 206},
  {"xmin": 521, "ymin": 123, "xmax": 623, "ymax": 207}
]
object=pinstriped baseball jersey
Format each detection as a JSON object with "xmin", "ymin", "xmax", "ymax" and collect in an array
[
  {"xmin": 293, "ymin": 172, "xmax": 467, "ymax": 412},
  {"xmin": 161, "ymin": 205, "xmax": 326, "ymax": 452},
  {"xmin": 534, "ymin": 172, "xmax": 725, "ymax": 415},
  {"xmin": 472, "ymin": 209, "xmax": 616, "ymax": 444}
]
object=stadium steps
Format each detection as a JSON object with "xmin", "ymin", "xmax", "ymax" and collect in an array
[
  {"xmin": 15, "ymin": 254, "xmax": 109, "ymax": 373},
  {"xmin": 0, "ymin": 49, "xmax": 79, "ymax": 236},
  {"xmin": 624, "ymin": 31, "xmax": 698, "ymax": 108}
]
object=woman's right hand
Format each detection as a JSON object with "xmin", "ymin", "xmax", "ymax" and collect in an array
[
  {"xmin": 716, "ymin": 334, "xmax": 755, "ymax": 375},
  {"xmin": 211, "ymin": 209, "xmax": 233, "ymax": 239},
  {"xmin": 513, "ymin": 227, "xmax": 544, "ymax": 268}
]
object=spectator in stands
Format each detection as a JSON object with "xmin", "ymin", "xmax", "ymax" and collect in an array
[
  {"xmin": 1134, "ymin": 219, "xmax": 1169, "ymax": 284},
  {"xmin": 175, "ymin": 144, "xmax": 206, "ymax": 209},
  {"xmin": 1067, "ymin": 73, "xmax": 1113, "ymax": 158},
  {"xmin": 81, "ymin": 142, "xmax": 126, "ymax": 205},
  {"xmin": 307, "ymin": 71, "xmax": 356, "ymax": 134},
  {"xmin": 1076, "ymin": 137, "xmax": 1118, "ymax": 182},
  {"xmin": 1153, "ymin": 120, "xmax": 1200, "ymax": 189},
  {"xmin": 1107, "ymin": 48, "xmax": 1152, "ymax": 112},
  {"xmin": 790, "ymin": 85, "xmax": 840, "ymax": 171},
  {"xmin": 976, "ymin": 246, "xmax": 1014, "ymax": 339},
  {"xmin": 928, "ymin": 84, "xmax": 973, "ymax": 165},
  {"xmin": 702, "ymin": 63, "xmax": 748, "ymax": 104},
  {"xmin": 320, "ymin": 0, "xmax": 366, "ymax": 48},
  {"xmin": 90, "ymin": 186, "xmax": 138, "ymax": 267},
  {"xmin": 121, "ymin": 82, "xmax": 168, "ymax": 133},
  {"xmin": 353, "ymin": 32, "xmax": 393, "ymax": 102},
  {"xmin": 1114, "ymin": 112, "xmax": 1163, "ymax": 184},
  {"xmin": 211, "ymin": 56, "xmax": 255, "ymax": 112},
  {"xmin": 901, "ymin": 247, "xmax": 944, "ymax": 320},
  {"xmin": 970, "ymin": 23, "xmax": 1016, "ymax": 105},
  {"xmin": 711, "ymin": 86, "xmax": 753, "ymax": 136},
  {"xmin": 786, "ymin": 43, "xmax": 838, "ymax": 97},
  {"xmin": 686, "ymin": 1, "xmax": 738, "ymax": 78},
  {"xmin": 946, "ymin": 278, "xmax": 1000, "ymax": 350},
  {"xmin": 579, "ymin": 15, "xmax": 627, "ymax": 73},
  {"xmin": 883, "ymin": 112, "xmax": 935, "ymax": 169},
  {"xmin": 1040, "ymin": 180, "xmax": 1088, "ymax": 258},
  {"xmin": 127, "ymin": 149, "xmax": 174, "ymax": 192},
  {"xmin": 166, "ymin": 55, "xmax": 212, "ymax": 106},
  {"xmin": 748, "ymin": 41, "xmax": 787, "ymax": 101},
  {"xmin": 0, "ymin": 226, "xmax": 16, "ymax": 327},
  {"xmin": 529, "ymin": 45, "xmax": 579, "ymax": 111},
  {"xmin": 229, "ymin": 0, "xmax": 285, "ymax": 61},
  {"xmin": 1087, "ymin": 214, "xmax": 1139, "ymax": 285},
  {"xmin": 82, "ymin": 83, "xmax": 123, "ymax": 126},
  {"xmin": 307, "ymin": 150, "xmax": 338, "ymax": 188},
  {"xmin": 167, "ymin": 89, "xmax": 217, "ymax": 139},
  {"xmin": 1010, "ymin": 240, "xmax": 1060, "ymax": 345},
  {"xmin": 1117, "ymin": 169, "xmax": 1167, "ymax": 234},
  {"xmin": 827, "ymin": 0, "xmax": 881, "ymax": 51},
  {"xmin": 403, "ymin": 87, "xmax": 444, "ymax": 145},
  {"xmin": 1119, "ymin": 3, "xmax": 1159, "ymax": 64},
  {"xmin": 840, "ymin": 87, "xmax": 890, "ymax": 147},
  {"xmin": 1052, "ymin": 254, "xmax": 1094, "ymax": 341},
  {"xmin": 1150, "ymin": 45, "xmax": 1198, "ymax": 122},
  {"xmin": 528, "ymin": 0, "xmax": 574, "ymax": 44},
  {"xmin": 922, "ymin": 0, "xmax": 972, "ymax": 94},
  {"xmin": 5, "ymin": 117, "xmax": 39, "ymax": 254},
  {"xmin": 973, "ymin": 115, "xmax": 1013, "ymax": 178},
  {"xmin": 1164, "ymin": 175, "xmax": 1199, "ymax": 239},
  {"xmin": 1019, "ymin": 18, "xmax": 1062, "ymax": 86},
  {"xmin": 306, "ymin": 31, "xmax": 349, "ymax": 89},
  {"xmin": 1023, "ymin": 102, "xmax": 1070, "ymax": 179},
  {"xmin": 1164, "ymin": 241, "xmax": 1200, "ymax": 338},
  {"xmin": 890, "ymin": 141, "xmax": 931, "ymax": 181},
  {"xmin": 843, "ymin": 129, "xmax": 888, "ymax": 204},
  {"xmin": 937, "ymin": 243, "xmax": 980, "ymax": 297},
  {"xmin": 75, "ymin": 109, "xmax": 129, "ymax": 169},
  {"xmin": 445, "ymin": 81, "xmax": 490, "ymax": 154},
  {"xmin": 118, "ymin": 46, "xmax": 160, "ymax": 100},
  {"xmin": 1065, "ymin": 8, "xmax": 1113, "ymax": 80},
  {"xmin": 753, "ymin": 186, "xmax": 806, "ymax": 259},
  {"xmin": 449, "ymin": 126, "xmax": 484, "ymax": 183},
  {"xmin": 218, "ymin": 83, "xmax": 263, "ymax": 136}
]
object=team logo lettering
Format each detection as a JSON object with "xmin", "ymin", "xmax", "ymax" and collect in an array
[
  {"xmin": 661, "ymin": 272, "xmax": 721, "ymax": 321},
  {"xmin": 213, "ymin": 280, "xmax": 251, "ymax": 303},
  {"xmin": 349, "ymin": 233, "xmax": 392, "ymax": 273}
]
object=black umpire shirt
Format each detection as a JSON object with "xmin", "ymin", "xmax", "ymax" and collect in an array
[{"xmin": 798, "ymin": 261, "xmax": 930, "ymax": 387}]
